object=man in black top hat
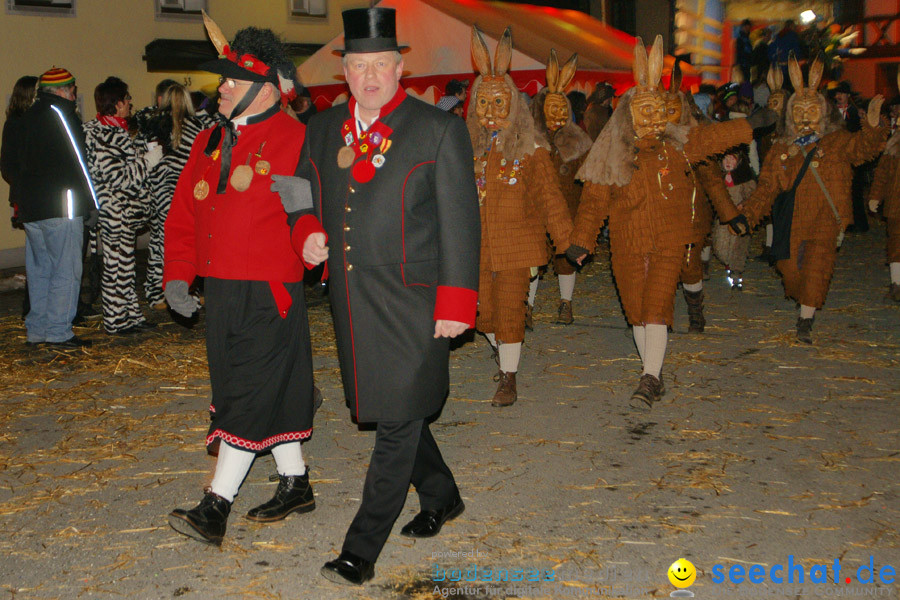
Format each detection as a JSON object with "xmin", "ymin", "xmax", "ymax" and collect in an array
[{"xmin": 277, "ymin": 6, "xmax": 480, "ymax": 585}]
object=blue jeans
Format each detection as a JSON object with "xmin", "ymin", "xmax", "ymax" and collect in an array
[{"xmin": 24, "ymin": 217, "xmax": 84, "ymax": 343}]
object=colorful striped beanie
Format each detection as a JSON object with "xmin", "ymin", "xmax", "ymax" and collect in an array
[{"xmin": 39, "ymin": 67, "xmax": 75, "ymax": 88}]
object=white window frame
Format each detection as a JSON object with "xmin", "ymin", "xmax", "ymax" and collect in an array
[
  {"xmin": 155, "ymin": 0, "xmax": 207, "ymax": 22},
  {"xmin": 6, "ymin": 0, "xmax": 76, "ymax": 17}
]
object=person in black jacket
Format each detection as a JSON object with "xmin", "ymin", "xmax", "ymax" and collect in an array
[
  {"xmin": 0, "ymin": 67, "xmax": 97, "ymax": 348},
  {"xmin": 282, "ymin": 7, "xmax": 480, "ymax": 586}
]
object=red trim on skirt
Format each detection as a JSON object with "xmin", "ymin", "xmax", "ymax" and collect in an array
[{"xmin": 206, "ymin": 428, "xmax": 312, "ymax": 451}]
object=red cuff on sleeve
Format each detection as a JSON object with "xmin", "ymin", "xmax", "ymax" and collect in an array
[
  {"xmin": 434, "ymin": 285, "xmax": 478, "ymax": 328},
  {"xmin": 291, "ymin": 214, "xmax": 328, "ymax": 273},
  {"xmin": 162, "ymin": 261, "xmax": 196, "ymax": 288}
]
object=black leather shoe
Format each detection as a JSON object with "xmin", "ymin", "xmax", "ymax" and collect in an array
[
  {"xmin": 47, "ymin": 336, "xmax": 92, "ymax": 349},
  {"xmin": 321, "ymin": 551, "xmax": 375, "ymax": 585},
  {"xmin": 400, "ymin": 493, "xmax": 464, "ymax": 538},
  {"xmin": 168, "ymin": 490, "xmax": 231, "ymax": 546},
  {"xmin": 246, "ymin": 473, "xmax": 315, "ymax": 522}
]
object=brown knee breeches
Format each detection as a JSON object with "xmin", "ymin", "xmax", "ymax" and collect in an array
[
  {"xmin": 612, "ymin": 250, "xmax": 683, "ymax": 326},
  {"xmin": 679, "ymin": 243, "xmax": 704, "ymax": 285},
  {"xmin": 776, "ymin": 238, "xmax": 837, "ymax": 308},
  {"xmin": 476, "ymin": 267, "xmax": 531, "ymax": 343},
  {"xmin": 888, "ymin": 218, "xmax": 900, "ymax": 263}
]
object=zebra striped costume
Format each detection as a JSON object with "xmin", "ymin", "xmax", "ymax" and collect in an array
[
  {"xmin": 83, "ymin": 120, "xmax": 150, "ymax": 333},
  {"xmin": 144, "ymin": 113, "xmax": 215, "ymax": 306}
]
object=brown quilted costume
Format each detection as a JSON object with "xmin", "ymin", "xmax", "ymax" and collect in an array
[
  {"xmin": 474, "ymin": 143, "xmax": 573, "ymax": 341},
  {"xmin": 870, "ymin": 149, "xmax": 900, "ymax": 262},
  {"xmin": 572, "ymin": 117, "xmax": 752, "ymax": 325},
  {"xmin": 742, "ymin": 122, "xmax": 887, "ymax": 307},
  {"xmin": 547, "ymin": 146, "xmax": 588, "ymax": 274}
]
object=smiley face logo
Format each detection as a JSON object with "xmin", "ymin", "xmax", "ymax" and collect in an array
[{"xmin": 668, "ymin": 558, "xmax": 696, "ymax": 588}]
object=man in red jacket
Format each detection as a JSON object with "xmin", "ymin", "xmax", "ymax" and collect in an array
[{"xmin": 163, "ymin": 20, "xmax": 317, "ymax": 545}]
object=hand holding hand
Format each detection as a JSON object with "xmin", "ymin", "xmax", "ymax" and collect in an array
[
  {"xmin": 434, "ymin": 319, "xmax": 468, "ymax": 339},
  {"xmin": 303, "ymin": 232, "xmax": 328, "ymax": 266},
  {"xmin": 164, "ymin": 280, "xmax": 199, "ymax": 317},
  {"xmin": 565, "ymin": 244, "xmax": 590, "ymax": 266},
  {"xmin": 869, "ymin": 199, "xmax": 881, "ymax": 213},
  {"xmin": 727, "ymin": 214, "xmax": 750, "ymax": 236}
]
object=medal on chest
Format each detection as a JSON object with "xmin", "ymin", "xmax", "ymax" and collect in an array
[
  {"xmin": 193, "ymin": 148, "xmax": 219, "ymax": 200},
  {"xmin": 339, "ymin": 119, "xmax": 394, "ymax": 183}
]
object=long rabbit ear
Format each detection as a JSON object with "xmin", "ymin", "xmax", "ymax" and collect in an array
[
  {"xmin": 669, "ymin": 59, "xmax": 682, "ymax": 92},
  {"xmin": 647, "ymin": 34, "xmax": 664, "ymax": 89},
  {"xmin": 558, "ymin": 53, "xmax": 578, "ymax": 91},
  {"xmin": 633, "ymin": 37, "xmax": 648, "ymax": 87},
  {"xmin": 807, "ymin": 53, "xmax": 824, "ymax": 91},
  {"xmin": 787, "ymin": 51, "xmax": 804, "ymax": 92},
  {"xmin": 202, "ymin": 10, "xmax": 229, "ymax": 55},
  {"xmin": 774, "ymin": 65, "xmax": 783, "ymax": 90},
  {"xmin": 546, "ymin": 48, "xmax": 560, "ymax": 93},
  {"xmin": 472, "ymin": 26, "xmax": 493, "ymax": 77},
  {"xmin": 494, "ymin": 27, "xmax": 513, "ymax": 77},
  {"xmin": 766, "ymin": 64, "xmax": 776, "ymax": 90}
]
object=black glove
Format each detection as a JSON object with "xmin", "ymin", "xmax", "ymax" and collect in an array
[
  {"xmin": 746, "ymin": 107, "xmax": 776, "ymax": 131},
  {"xmin": 727, "ymin": 214, "xmax": 749, "ymax": 236},
  {"xmin": 565, "ymin": 244, "xmax": 590, "ymax": 264},
  {"xmin": 84, "ymin": 209, "xmax": 99, "ymax": 231}
]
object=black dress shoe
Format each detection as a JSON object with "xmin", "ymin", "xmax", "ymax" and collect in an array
[
  {"xmin": 168, "ymin": 490, "xmax": 231, "ymax": 546},
  {"xmin": 246, "ymin": 473, "xmax": 315, "ymax": 522},
  {"xmin": 47, "ymin": 336, "xmax": 92, "ymax": 349},
  {"xmin": 321, "ymin": 551, "xmax": 375, "ymax": 585},
  {"xmin": 400, "ymin": 493, "xmax": 465, "ymax": 538}
]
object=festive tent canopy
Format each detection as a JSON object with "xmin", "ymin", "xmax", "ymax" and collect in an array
[{"xmin": 299, "ymin": 0, "xmax": 696, "ymax": 109}]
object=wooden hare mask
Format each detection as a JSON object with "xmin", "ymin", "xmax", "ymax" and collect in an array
[
  {"xmin": 543, "ymin": 49, "xmax": 577, "ymax": 132},
  {"xmin": 630, "ymin": 35, "xmax": 667, "ymax": 139},
  {"xmin": 471, "ymin": 26, "xmax": 514, "ymax": 131}
]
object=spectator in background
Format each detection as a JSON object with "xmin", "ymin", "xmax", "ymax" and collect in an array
[
  {"xmin": 2, "ymin": 75, "xmax": 38, "ymax": 231},
  {"xmin": 140, "ymin": 83, "xmax": 215, "ymax": 310},
  {"xmin": 567, "ymin": 90, "xmax": 587, "ymax": 130},
  {"xmin": 435, "ymin": 94, "xmax": 465, "ymax": 117},
  {"xmin": 83, "ymin": 76, "xmax": 162, "ymax": 334},
  {"xmin": 0, "ymin": 67, "xmax": 98, "ymax": 348},
  {"xmin": 751, "ymin": 27, "xmax": 773, "ymax": 84},
  {"xmin": 290, "ymin": 86, "xmax": 317, "ymax": 124},
  {"xmin": 768, "ymin": 20, "xmax": 802, "ymax": 85},
  {"xmin": 583, "ymin": 81, "xmax": 614, "ymax": 140},
  {"xmin": 736, "ymin": 19, "xmax": 754, "ymax": 83},
  {"xmin": 445, "ymin": 78, "xmax": 469, "ymax": 103},
  {"xmin": 692, "ymin": 83, "xmax": 717, "ymax": 118}
]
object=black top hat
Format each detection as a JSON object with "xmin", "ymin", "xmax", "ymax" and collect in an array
[{"xmin": 337, "ymin": 8, "xmax": 409, "ymax": 55}]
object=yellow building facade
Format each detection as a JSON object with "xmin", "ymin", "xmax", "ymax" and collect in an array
[{"xmin": 0, "ymin": 0, "xmax": 357, "ymax": 267}]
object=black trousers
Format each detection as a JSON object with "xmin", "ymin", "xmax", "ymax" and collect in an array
[{"xmin": 342, "ymin": 418, "xmax": 458, "ymax": 562}]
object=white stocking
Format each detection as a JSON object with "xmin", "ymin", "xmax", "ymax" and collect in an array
[
  {"xmin": 700, "ymin": 245, "xmax": 712, "ymax": 262},
  {"xmin": 683, "ymin": 281, "xmax": 703, "ymax": 293},
  {"xmin": 557, "ymin": 273, "xmax": 576, "ymax": 301},
  {"xmin": 498, "ymin": 342, "xmax": 521, "ymax": 373},
  {"xmin": 527, "ymin": 276, "xmax": 539, "ymax": 307},
  {"xmin": 799, "ymin": 305, "xmax": 816, "ymax": 319},
  {"xmin": 890, "ymin": 263, "xmax": 900, "ymax": 285},
  {"xmin": 642, "ymin": 324, "xmax": 668, "ymax": 378},
  {"xmin": 632, "ymin": 325, "xmax": 646, "ymax": 362},
  {"xmin": 485, "ymin": 333, "xmax": 497, "ymax": 349},
  {"xmin": 271, "ymin": 441, "xmax": 306, "ymax": 477},
  {"xmin": 765, "ymin": 223, "xmax": 774, "ymax": 247},
  {"xmin": 210, "ymin": 443, "xmax": 255, "ymax": 502}
]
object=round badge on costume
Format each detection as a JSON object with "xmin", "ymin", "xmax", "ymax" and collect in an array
[
  {"xmin": 254, "ymin": 160, "xmax": 271, "ymax": 176},
  {"xmin": 372, "ymin": 154, "xmax": 386, "ymax": 168},
  {"xmin": 337, "ymin": 146, "xmax": 356, "ymax": 169},
  {"xmin": 193, "ymin": 180, "xmax": 209, "ymax": 200},
  {"xmin": 370, "ymin": 132, "xmax": 383, "ymax": 146},
  {"xmin": 230, "ymin": 165, "xmax": 254, "ymax": 191},
  {"xmin": 508, "ymin": 177, "xmax": 517, "ymax": 185},
  {"xmin": 352, "ymin": 160, "xmax": 376, "ymax": 183}
]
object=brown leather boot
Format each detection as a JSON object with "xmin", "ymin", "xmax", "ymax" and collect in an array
[
  {"xmin": 524, "ymin": 303, "xmax": 534, "ymax": 331},
  {"xmin": 628, "ymin": 374, "xmax": 664, "ymax": 411},
  {"xmin": 796, "ymin": 317, "xmax": 814, "ymax": 344},
  {"xmin": 683, "ymin": 289, "xmax": 705, "ymax": 333},
  {"xmin": 890, "ymin": 283, "xmax": 900, "ymax": 303},
  {"xmin": 555, "ymin": 300, "xmax": 574, "ymax": 325},
  {"xmin": 491, "ymin": 371, "xmax": 517, "ymax": 407}
]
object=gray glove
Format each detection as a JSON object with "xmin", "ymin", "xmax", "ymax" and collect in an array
[
  {"xmin": 270, "ymin": 174, "xmax": 313, "ymax": 214},
  {"xmin": 164, "ymin": 280, "xmax": 199, "ymax": 317},
  {"xmin": 746, "ymin": 107, "xmax": 776, "ymax": 131}
]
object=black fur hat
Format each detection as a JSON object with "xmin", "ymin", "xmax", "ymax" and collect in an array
[{"xmin": 200, "ymin": 27, "xmax": 299, "ymax": 100}]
